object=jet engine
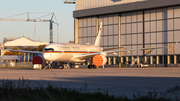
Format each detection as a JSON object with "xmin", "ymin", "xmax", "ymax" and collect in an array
[
  {"xmin": 32, "ymin": 55, "xmax": 46, "ymax": 66},
  {"xmin": 92, "ymin": 55, "xmax": 107, "ymax": 66}
]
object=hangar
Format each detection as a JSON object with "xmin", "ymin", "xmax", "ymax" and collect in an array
[
  {"xmin": 1, "ymin": 35, "xmax": 48, "ymax": 55},
  {"xmin": 73, "ymin": 0, "xmax": 180, "ymax": 67}
]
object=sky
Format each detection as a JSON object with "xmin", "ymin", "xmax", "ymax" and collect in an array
[{"xmin": 0, "ymin": 0, "xmax": 75, "ymax": 43}]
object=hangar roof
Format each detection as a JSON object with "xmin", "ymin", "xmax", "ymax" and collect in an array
[
  {"xmin": 3, "ymin": 36, "xmax": 44, "ymax": 43},
  {"xmin": 3, "ymin": 36, "xmax": 48, "ymax": 47},
  {"xmin": 73, "ymin": 0, "xmax": 180, "ymax": 18}
]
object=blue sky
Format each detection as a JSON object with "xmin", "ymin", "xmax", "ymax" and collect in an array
[{"xmin": 0, "ymin": 0, "xmax": 75, "ymax": 43}]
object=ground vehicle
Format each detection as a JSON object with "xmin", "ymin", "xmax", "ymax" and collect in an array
[
  {"xmin": 136, "ymin": 63, "xmax": 149, "ymax": 67},
  {"xmin": 131, "ymin": 58, "xmax": 149, "ymax": 67}
]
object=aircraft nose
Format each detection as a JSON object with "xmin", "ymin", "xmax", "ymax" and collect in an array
[{"xmin": 43, "ymin": 53, "xmax": 49, "ymax": 60}]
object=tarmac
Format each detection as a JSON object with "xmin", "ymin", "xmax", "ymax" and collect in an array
[{"xmin": 0, "ymin": 67, "xmax": 180, "ymax": 98}]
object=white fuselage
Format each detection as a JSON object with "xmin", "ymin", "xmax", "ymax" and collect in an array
[{"xmin": 43, "ymin": 43, "xmax": 102, "ymax": 63}]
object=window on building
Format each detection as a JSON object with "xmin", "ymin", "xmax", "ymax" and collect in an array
[
  {"xmin": 139, "ymin": 56, "xmax": 143, "ymax": 63},
  {"xmin": 164, "ymin": 55, "xmax": 167, "ymax": 64},
  {"xmin": 146, "ymin": 56, "xmax": 150, "ymax": 64},
  {"xmin": 177, "ymin": 55, "xmax": 180, "ymax": 64},
  {"xmin": 153, "ymin": 56, "xmax": 156, "ymax": 64},
  {"xmin": 116, "ymin": 57, "xmax": 119, "ymax": 65},
  {"xmin": 110, "ymin": 57, "xmax": 113, "ymax": 65},
  {"xmin": 170, "ymin": 55, "xmax": 174, "ymax": 64},
  {"xmin": 123, "ymin": 57, "xmax": 126, "ymax": 64},
  {"xmin": 159, "ymin": 56, "xmax": 163, "ymax": 64},
  {"xmin": 128, "ymin": 57, "xmax": 132, "ymax": 64}
]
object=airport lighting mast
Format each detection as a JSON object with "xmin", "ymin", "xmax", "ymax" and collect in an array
[{"xmin": 0, "ymin": 12, "xmax": 58, "ymax": 43}]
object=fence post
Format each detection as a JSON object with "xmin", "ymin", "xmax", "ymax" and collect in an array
[
  {"xmin": 24, "ymin": 53, "xmax": 26, "ymax": 67},
  {"xmin": 28, "ymin": 53, "xmax": 30, "ymax": 62}
]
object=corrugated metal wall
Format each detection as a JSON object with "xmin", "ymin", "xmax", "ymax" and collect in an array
[
  {"xmin": 98, "ymin": 14, "xmax": 119, "ymax": 56},
  {"xmin": 75, "ymin": 0, "xmax": 146, "ymax": 10},
  {"xmin": 121, "ymin": 11, "xmax": 143, "ymax": 56},
  {"xmin": 78, "ymin": 17, "xmax": 96, "ymax": 44},
  {"xmin": 75, "ymin": 5, "xmax": 180, "ymax": 65},
  {"xmin": 78, "ymin": 14, "xmax": 119, "ymax": 57}
]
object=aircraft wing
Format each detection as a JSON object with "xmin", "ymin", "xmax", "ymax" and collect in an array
[
  {"xmin": 1, "ymin": 46, "xmax": 43, "ymax": 54},
  {"xmin": 104, "ymin": 46, "xmax": 171, "ymax": 54},
  {"xmin": 75, "ymin": 40, "xmax": 179, "ymax": 59},
  {"xmin": 74, "ymin": 52, "xmax": 100, "ymax": 59},
  {"xmin": 103, "ymin": 47, "xmax": 124, "ymax": 51}
]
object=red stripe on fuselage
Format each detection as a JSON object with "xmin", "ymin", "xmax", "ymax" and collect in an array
[{"xmin": 43, "ymin": 51, "xmax": 96, "ymax": 54}]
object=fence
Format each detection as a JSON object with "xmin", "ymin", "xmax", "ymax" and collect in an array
[{"xmin": 0, "ymin": 62, "xmax": 33, "ymax": 68}]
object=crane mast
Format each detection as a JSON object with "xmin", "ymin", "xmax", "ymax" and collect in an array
[
  {"xmin": 64, "ymin": 0, "xmax": 75, "ymax": 4},
  {"xmin": 0, "ymin": 12, "xmax": 58, "ymax": 43}
]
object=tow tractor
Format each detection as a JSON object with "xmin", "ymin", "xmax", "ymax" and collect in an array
[
  {"xmin": 130, "ymin": 58, "xmax": 149, "ymax": 67},
  {"xmin": 136, "ymin": 62, "xmax": 149, "ymax": 67}
]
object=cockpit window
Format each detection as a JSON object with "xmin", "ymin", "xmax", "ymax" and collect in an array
[{"xmin": 44, "ymin": 48, "xmax": 54, "ymax": 52}]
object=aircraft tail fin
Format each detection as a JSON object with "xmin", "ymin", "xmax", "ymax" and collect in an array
[{"xmin": 94, "ymin": 22, "xmax": 102, "ymax": 46}]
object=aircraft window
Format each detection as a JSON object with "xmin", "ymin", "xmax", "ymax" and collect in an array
[{"xmin": 44, "ymin": 48, "xmax": 54, "ymax": 51}]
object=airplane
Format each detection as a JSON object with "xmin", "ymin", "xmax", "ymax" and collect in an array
[{"xmin": 1, "ymin": 22, "xmax": 179, "ymax": 69}]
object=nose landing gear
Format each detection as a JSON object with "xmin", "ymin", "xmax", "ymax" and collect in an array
[{"xmin": 43, "ymin": 61, "xmax": 52, "ymax": 70}]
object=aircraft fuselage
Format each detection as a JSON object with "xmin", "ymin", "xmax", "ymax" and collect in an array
[{"xmin": 43, "ymin": 43, "xmax": 102, "ymax": 63}]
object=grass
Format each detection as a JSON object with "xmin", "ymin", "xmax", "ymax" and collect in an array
[{"xmin": 0, "ymin": 77, "xmax": 179, "ymax": 101}]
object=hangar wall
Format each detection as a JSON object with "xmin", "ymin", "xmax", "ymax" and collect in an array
[{"xmin": 74, "ymin": 0, "xmax": 180, "ymax": 67}]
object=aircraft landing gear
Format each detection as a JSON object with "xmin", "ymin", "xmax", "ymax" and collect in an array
[
  {"xmin": 48, "ymin": 61, "xmax": 52, "ymax": 70},
  {"xmin": 43, "ymin": 61, "xmax": 52, "ymax": 70},
  {"xmin": 58, "ymin": 62, "xmax": 64, "ymax": 69},
  {"xmin": 88, "ymin": 65, "xmax": 96, "ymax": 69},
  {"xmin": 58, "ymin": 62, "xmax": 72, "ymax": 69},
  {"xmin": 87, "ymin": 57, "xmax": 97, "ymax": 69}
]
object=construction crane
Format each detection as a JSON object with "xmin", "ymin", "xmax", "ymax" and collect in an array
[
  {"xmin": 0, "ymin": 12, "xmax": 58, "ymax": 43},
  {"xmin": 64, "ymin": 0, "xmax": 75, "ymax": 4}
]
